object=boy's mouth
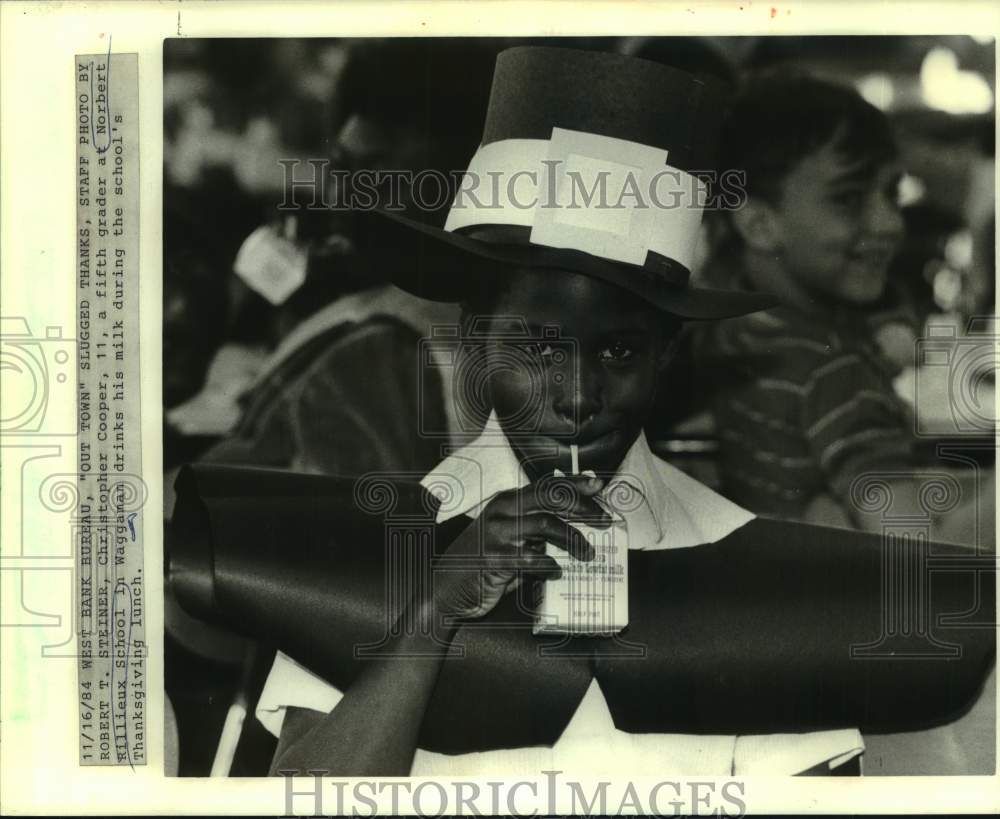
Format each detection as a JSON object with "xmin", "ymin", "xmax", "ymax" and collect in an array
[
  {"xmin": 848, "ymin": 243, "xmax": 895, "ymax": 271},
  {"xmin": 525, "ymin": 423, "xmax": 618, "ymax": 447}
]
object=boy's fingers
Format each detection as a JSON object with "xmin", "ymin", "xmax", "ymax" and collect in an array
[
  {"xmin": 555, "ymin": 474, "xmax": 605, "ymax": 495},
  {"xmin": 524, "ymin": 513, "xmax": 595, "ymax": 561},
  {"xmin": 492, "ymin": 476, "xmax": 602, "ymax": 513},
  {"xmin": 518, "ymin": 554, "xmax": 562, "ymax": 580},
  {"xmin": 522, "ymin": 477, "xmax": 612, "ymax": 526}
]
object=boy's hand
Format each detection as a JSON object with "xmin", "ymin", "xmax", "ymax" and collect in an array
[{"xmin": 431, "ymin": 475, "xmax": 610, "ymax": 620}]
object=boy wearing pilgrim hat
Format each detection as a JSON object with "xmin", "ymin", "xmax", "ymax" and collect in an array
[{"xmin": 256, "ymin": 46, "xmax": 871, "ymax": 777}]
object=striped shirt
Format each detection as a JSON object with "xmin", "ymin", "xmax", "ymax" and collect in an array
[{"xmin": 696, "ymin": 303, "xmax": 916, "ymax": 519}]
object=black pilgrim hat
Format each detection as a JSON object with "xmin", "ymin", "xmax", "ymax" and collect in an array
[{"xmin": 367, "ymin": 46, "xmax": 777, "ymax": 319}]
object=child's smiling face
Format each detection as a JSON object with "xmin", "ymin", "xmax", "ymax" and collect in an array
[
  {"xmin": 476, "ymin": 267, "xmax": 678, "ymax": 480},
  {"xmin": 767, "ymin": 137, "xmax": 905, "ymax": 308}
]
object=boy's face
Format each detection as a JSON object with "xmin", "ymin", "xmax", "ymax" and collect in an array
[
  {"xmin": 769, "ymin": 135, "xmax": 904, "ymax": 306},
  {"xmin": 480, "ymin": 269, "xmax": 675, "ymax": 481}
]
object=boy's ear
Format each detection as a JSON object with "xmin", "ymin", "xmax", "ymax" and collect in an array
[{"xmin": 730, "ymin": 197, "xmax": 782, "ymax": 253}]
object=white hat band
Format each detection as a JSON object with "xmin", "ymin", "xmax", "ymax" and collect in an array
[{"xmin": 444, "ymin": 127, "xmax": 707, "ymax": 270}]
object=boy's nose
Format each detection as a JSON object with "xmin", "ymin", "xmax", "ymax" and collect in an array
[{"xmin": 552, "ymin": 364, "xmax": 602, "ymax": 427}]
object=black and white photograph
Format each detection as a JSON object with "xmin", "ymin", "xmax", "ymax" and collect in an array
[
  {"xmin": 161, "ymin": 33, "xmax": 996, "ymax": 787},
  {"xmin": 1, "ymin": 3, "xmax": 999, "ymax": 816}
]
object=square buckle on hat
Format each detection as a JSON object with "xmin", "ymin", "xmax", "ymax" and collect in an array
[{"xmin": 530, "ymin": 127, "xmax": 668, "ymax": 267}]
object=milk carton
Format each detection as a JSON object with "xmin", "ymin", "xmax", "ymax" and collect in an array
[
  {"xmin": 533, "ymin": 447, "xmax": 629, "ymax": 635},
  {"xmin": 532, "ymin": 511, "xmax": 629, "ymax": 635}
]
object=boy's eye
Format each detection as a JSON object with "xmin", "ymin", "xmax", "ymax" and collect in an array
[{"xmin": 598, "ymin": 341, "xmax": 635, "ymax": 363}]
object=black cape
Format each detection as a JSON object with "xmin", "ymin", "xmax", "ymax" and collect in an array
[{"xmin": 169, "ymin": 464, "xmax": 995, "ymax": 755}]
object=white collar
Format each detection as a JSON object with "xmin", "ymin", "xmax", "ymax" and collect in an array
[{"xmin": 421, "ymin": 412, "xmax": 754, "ymax": 550}]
